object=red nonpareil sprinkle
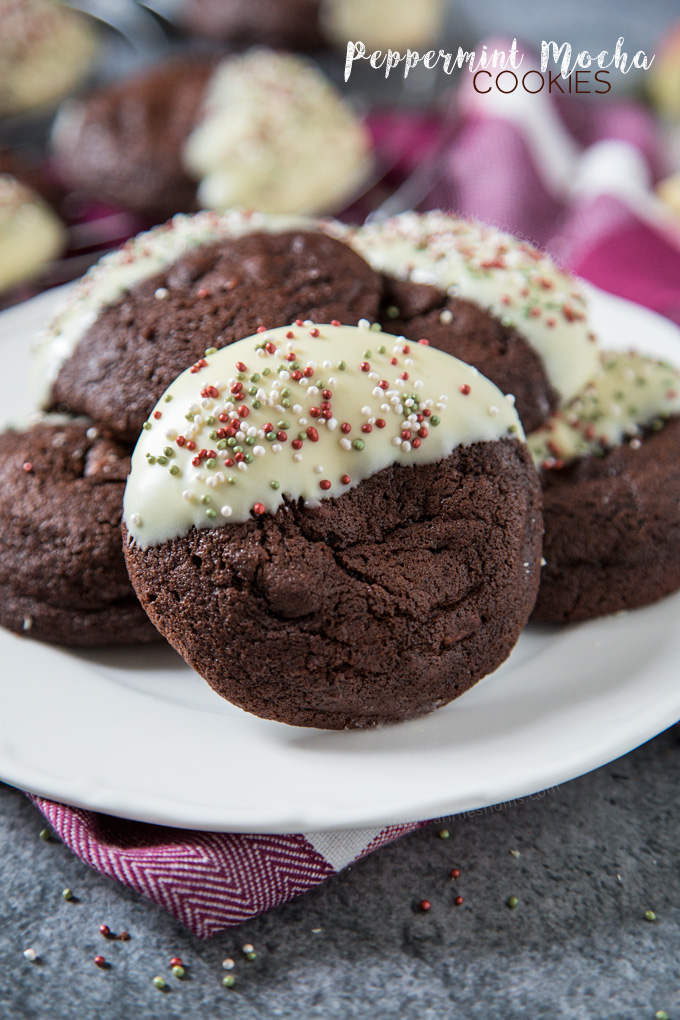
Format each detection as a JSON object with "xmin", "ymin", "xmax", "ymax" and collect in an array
[
  {"xmin": 277, "ymin": 431, "xmax": 287, "ymax": 442},
  {"xmin": 360, "ymin": 362, "xmax": 370, "ymax": 372},
  {"xmin": 418, "ymin": 427, "xmax": 428, "ymax": 438},
  {"xmin": 304, "ymin": 366, "xmax": 314, "ymax": 378},
  {"xmin": 390, "ymin": 357, "xmax": 398, "ymax": 365},
  {"xmin": 340, "ymin": 423, "xmax": 351, "ymax": 434},
  {"xmin": 286, "ymin": 331, "xmax": 294, "ymax": 339},
  {"xmin": 234, "ymin": 452, "xmax": 245, "ymax": 463},
  {"xmin": 94, "ymin": 956, "xmax": 107, "ymax": 968},
  {"xmin": 99, "ymin": 925, "xmax": 111, "ymax": 937},
  {"xmin": 460, "ymin": 384, "xmax": 471, "ymax": 395},
  {"xmin": 238, "ymin": 405, "xmax": 250, "ymax": 418},
  {"xmin": 322, "ymin": 409, "xmax": 332, "ymax": 420},
  {"xmin": 419, "ymin": 900, "xmax": 431, "ymax": 912},
  {"xmin": 375, "ymin": 419, "xmax": 386, "ymax": 429},
  {"xmin": 235, "ymin": 362, "xmax": 247, "ymax": 373},
  {"xmin": 153, "ymin": 411, "xmax": 162, "ymax": 420},
  {"xmin": 176, "ymin": 436, "xmax": 186, "ymax": 447},
  {"xmin": 295, "ymin": 319, "xmax": 304, "ymax": 327},
  {"xmin": 378, "ymin": 380, "xmax": 389, "ymax": 390},
  {"xmin": 224, "ymin": 458, "xmax": 234, "ymax": 467},
  {"xmin": 450, "ymin": 868, "xmax": 460, "ymax": 879},
  {"xmin": 257, "ymin": 326, "xmax": 267, "ymax": 334},
  {"xmin": 530, "ymin": 306, "xmax": 541, "ymax": 318},
  {"xmin": 201, "ymin": 385, "xmax": 219, "ymax": 399},
  {"xmin": 309, "ymin": 406, "xmax": 321, "ymax": 418},
  {"xmin": 563, "ymin": 305, "xmax": 577, "ymax": 322},
  {"xmin": 319, "ymin": 479, "xmax": 331, "ymax": 490},
  {"xmin": 286, "ymin": 352, "xmax": 296, "ymax": 362},
  {"xmin": 412, "ymin": 438, "xmax": 421, "ymax": 448},
  {"xmin": 309, "ymin": 328, "xmax": 320, "ymax": 338},
  {"xmin": 322, "ymin": 389, "xmax": 332, "ymax": 400},
  {"xmin": 22, "ymin": 461, "xmax": 32, "ymax": 472},
  {"xmin": 218, "ymin": 413, "xmax": 229, "ymax": 422},
  {"xmin": 264, "ymin": 423, "xmax": 273, "ymax": 433},
  {"xmin": 231, "ymin": 382, "xmax": 243, "ymax": 394},
  {"xmin": 341, "ymin": 474, "xmax": 350, "ymax": 484},
  {"xmin": 400, "ymin": 372, "xmax": 409, "ymax": 380},
  {"xmin": 186, "ymin": 440, "xmax": 196, "ymax": 451},
  {"xmin": 291, "ymin": 439, "xmax": 303, "ymax": 450},
  {"xmin": 546, "ymin": 317, "xmax": 557, "ymax": 328},
  {"xmin": 265, "ymin": 342, "xmax": 276, "ymax": 354},
  {"xmin": 331, "ymin": 320, "xmax": 341, "ymax": 327},
  {"xmin": 422, "ymin": 408, "xmax": 431, "ymax": 417},
  {"xmin": 169, "ymin": 957, "xmax": 183, "ymax": 968},
  {"xmin": 454, "ymin": 896, "xmax": 464, "ymax": 906},
  {"xmin": 253, "ymin": 503, "xmax": 266, "ymax": 515},
  {"xmin": 291, "ymin": 370, "xmax": 303, "ymax": 381},
  {"xmin": 402, "ymin": 345, "xmax": 411, "ymax": 354},
  {"xmin": 401, "ymin": 430, "xmax": 411, "ymax": 440},
  {"xmin": 361, "ymin": 424, "xmax": 372, "ymax": 433},
  {"xmin": 307, "ymin": 426, "xmax": 319, "ymax": 442},
  {"xmin": 192, "ymin": 456, "xmax": 201, "ymax": 467},
  {"xmin": 418, "ymin": 338, "xmax": 430, "ymax": 346},
  {"xmin": 501, "ymin": 294, "xmax": 511, "ymax": 305},
  {"xmin": 197, "ymin": 288, "xmax": 210, "ymax": 299}
]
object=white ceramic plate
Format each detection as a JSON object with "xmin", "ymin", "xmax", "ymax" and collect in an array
[{"xmin": 1, "ymin": 284, "xmax": 679, "ymax": 833}]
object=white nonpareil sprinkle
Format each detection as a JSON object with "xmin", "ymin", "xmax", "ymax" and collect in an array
[
  {"xmin": 22, "ymin": 616, "xmax": 33, "ymax": 631},
  {"xmin": 361, "ymin": 405, "xmax": 371, "ymax": 416},
  {"xmin": 130, "ymin": 513, "xmax": 142, "ymax": 526},
  {"xmin": 154, "ymin": 287, "xmax": 169, "ymax": 300},
  {"xmin": 23, "ymin": 949, "xmax": 37, "ymax": 962},
  {"xmin": 182, "ymin": 490, "xmax": 194, "ymax": 501},
  {"xmin": 314, "ymin": 465, "xmax": 323, "ymax": 474},
  {"xmin": 489, "ymin": 405, "xmax": 500, "ymax": 416},
  {"xmin": 221, "ymin": 506, "xmax": 232, "ymax": 517},
  {"xmin": 222, "ymin": 958, "xmax": 235, "ymax": 970},
  {"xmin": 86, "ymin": 427, "xmax": 98, "ymax": 440},
  {"xmin": 440, "ymin": 309, "xmax": 453, "ymax": 324},
  {"xmin": 253, "ymin": 446, "xmax": 265, "ymax": 457},
  {"xmin": 340, "ymin": 438, "xmax": 352, "ymax": 451}
]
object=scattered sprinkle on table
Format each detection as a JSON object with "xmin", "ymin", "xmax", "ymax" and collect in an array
[
  {"xmin": 62, "ymin": 888, "xmax": 73, "ymax": 901},
  {"xmin": 507, "ymin": 896, "xmax": 519, "ymax": 909},
  {"xmin": 222, "ymin": 957, "xmax": 235, "ymax": 970},
  {"xmin": 510, "ymin": 850, "xmax": 521, "ymax": 859},
  {"xmin": 38, "ymin": 828, "xmax": 50, "ymax": 842},
  {"xmin": 223, "ymin": 975, "xmax": 235, "ymax": 988},
  {"xmin": 153, "ymin": 976, "xmax": 167, "ymax": 990},
  {"xmin": 23, "ymin": 948, "xmax": 37, "ymax": 962},
  {"xmin": 454, "ymin": 896, "xmax": 464, "ymax": 907},
  {"xmin": 419, "ymin": 899, "xmax": 431, "ymax": 912},
  {"xmin": 438, "ymin": 829, "xmax": 450, "ymax": 840},
  {"xmin": 450, "ymin": 868, "xmax": 460, "ymax": 880},
  {"xmin": 645, "ymin": 910, "xmax": 657, "ymax": 922}
]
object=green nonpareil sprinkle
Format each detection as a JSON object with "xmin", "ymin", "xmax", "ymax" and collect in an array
[
  {"xmin": 217, "ymin": 440, "xmax": 227, "ymax": 450},
  {"xmin": 252, "ymin": 400, "xmax": 262, "ymax": 409},
  {"xmin": 266, "ymin": 432, "xmax": 277, "ymax": 442},
  {"xmin": 205, "ymin": 509, "xmax": 217, "ymax": 519},
  {"xmin": 249, "ymin": 386, "xmax": 257, "ymax": 396},
  {"xmin": 142, "ymin": 422, "xmax": 151, "ymax": 430},
  {"xmin": 157, "ymin": 456, "xmax": 167, "ymax": 466},
  {"xmin": 222, "ymin": 975, "xmax": 235, "ymax": 988},
  {"xmin": 205, "ymin": 347, "xmax": 218, "ymax": 356},
  {"xmin": 246, "ymin": 952, "xmax": 257, "ymax": 961},
  {"xmin": 386, "ymin": 306, "xmax": 400, "ymax": 319},
  {"xmin": 147, "ymin": 455, "xmax": 157, "ymax": 465},
  {"xmin": 281, "ymin": 388, "xmax": 291, "ymax": 398},
  {"xmin": 200, "ymin": 495, "xmax": 210, "ymax": 504},
  {"xmin": 62, "ymin": 888, "xmax": 73, "ymax": 901},
  {"xmin": 645, "ymin": 910, "xmax": 657, "ymax": 922},
  {"xmin": 244, "ymin": 453, "xmax": 254, "ymax": 464},
  {"xmin": 352, "ymin": 439, "xmax": 365, "ymax": 451},
  {"xmin": 206, "ymin": 458, "xmax": 216, "ymax": 468},
  {"xmin": 169, "ymin": 465, "xmax": 179, "ymax": 476},
  {"xmin": 270, "ymin": 480, "xmax": 280, "ymax": 490},
  {"xmin": 507, "ymin": 896, "xmax": 519, "ymax": 909},
  {"xmin": 370, "ymin": 323, "xmax": 382, "ymax": 332},
  {"xmin": 430, "ymin": 415, "xmax": 441, "ymax": 426},
  {"xmin": 245, "ymin": 437, "xmax": 255, "ymax": 447},
  {"xmin": 377, "ymin": 345, "xmax": 386, "ymax": 353},
  {"xmin": 163, "ymin": 447, "xmax": 174, "ymax": 457},
  {"xmin": 281, "ymin": 399, "xmax": 290, "ymax": 408},
  {"xmin": 262, "ymin": 368, "xmax": 271, "ymax": 376},
  {"xmin": 172, "ymin": 966, "xmax": 185, "ymax": 979},
  {"xmin": 153, "ymin": 976, "xmax": 167, "ymax": 990},
  {"xmin": 164, "ymin": 394, "xmax": 173, "ymax": 403},
  {"xmin": 277, "ymin": 420, "xmax": 291, "ymax": 430},
  {"xmin": 438, "ymin": 829, "xmax": 450, "ymax": 840},
  {"xmin": 363, "ymin": 349, "xmax": 372, "ymax": 358},
  {"xmin": 337, "ymin": 360, "xmax": 346, "ymax": 370},
  {"xmin": 250, "ymin": 373, "xmax": 260, "ymax": 383},
  {"xmin": 206, "ymin": 416, "xmax": 215, "ymax": 425}
]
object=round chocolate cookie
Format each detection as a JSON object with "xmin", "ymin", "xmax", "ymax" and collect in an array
[
  {"xmin": 47, "ymin": 229, "xmax": 382, "ymax": 443},
  {"xmin": 122, "ymin": 323, "xmax": 542, "ymax": 729},
  {"xmin": 528, "ymin": 351, "xmax": 680, "ymax": 623},
  {"xmin": 179, "ymin": 0, "xmax": 325, "ymax": 49},
  {"xmin": 52, "ymin": 57, "xmax": 215, "ymax": 221},
  {"xmin": 0, "ymin": 421, "xmax": 158, "ymax": 647},
  {"xmin": 125, "ymin": 442, "xmax": 542, "ymax": 729},
  {"xmin": 380, "ymin": 277, "xmax": 559, "ymax": 434}
]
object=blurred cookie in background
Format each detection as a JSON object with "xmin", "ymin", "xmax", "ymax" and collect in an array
[
  {"xmin": 0, "ymin": 173, "xmax": 64, "ymax": 296},
  {"xmin": 52, "ymin": 48, "xmax": 374, "ymax": 221},
  {"xmin": 320, "ymin": 0, "xmax": 445, "ymax": 51},
  {"xmin": 0, "ymin": 0, "xmax": 98, "ymax": 119}
]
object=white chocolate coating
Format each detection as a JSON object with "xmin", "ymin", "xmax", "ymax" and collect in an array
[
  {"xmin": 184, "ymin": 49, "xmax": 373, "ymax": 216},
  {"xmin": 124, "ymin": 322, "xmax": 523, "ymax": 549},
  {"xmin": 0, "ymin": 175, "xmax": 64, "ymax": 293},
  {"xmin": 527, "ymin": 351, "xmax": 680, "ymax": 469},
  {"xmin": 0, "ymin": 0, "xmax": 97, "ymax": 117},
  {"xmin": 30, "ymin": 209, "xmax": 312, "ymax": 408},
  {"xmin": 321, "ymin": 0, "xmax": 444, "ymax": 51},
  {"xmin": 328, "ymin": 212, "xmax": 599, "ymax": 404}
]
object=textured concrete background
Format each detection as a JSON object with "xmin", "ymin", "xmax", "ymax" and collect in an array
[{"xmin": 0, "ymin": 727, "xmax": 677, "ymax": 1020}]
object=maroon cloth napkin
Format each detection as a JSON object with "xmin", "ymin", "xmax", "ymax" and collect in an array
[{"xmin": 30, "ymin": 65, "xmax": 680, "ymax": 939}]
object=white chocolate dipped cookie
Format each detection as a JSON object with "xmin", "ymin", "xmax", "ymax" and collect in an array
[{"xmin": 122, "ymin": 322, "xmax": 542, "ymax": 729}]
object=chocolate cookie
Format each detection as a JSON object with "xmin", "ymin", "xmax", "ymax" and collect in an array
[
  {"xmin": 52, "ymin": 49, "xmax": 372, "ymax": 221},
  {"xmin": 529, "ymin": 352, "xmax": 680, "ymax": 622},
  {"xmin": 380, "ymin": 278, "xmax": 558, "ymax": 434},
  {"xmin": 52, "ymin": 56, "xmax": 215, "ymax": 221},
  {"xmin": 329, "ymin": 212, "xmax": 600, "ymax": 434},
  {"xmin": 179, "ymin": 0, "xmax": 325, "ymax": 49},
  {"xmin": 0, "ymin": 421, "xmax": 158, "ymax": 646},
  {"xmin": 122, "ymin": 323, "xmax": 542, "ymax": 729},
  {"xmin": 45, "ymin": 229, "xmax": 382, "ymax": 443}
]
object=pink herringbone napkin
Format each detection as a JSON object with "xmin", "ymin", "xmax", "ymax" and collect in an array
[{"xmin": 29, "ymin": 48, "xmax": 680, "ymax": 938}]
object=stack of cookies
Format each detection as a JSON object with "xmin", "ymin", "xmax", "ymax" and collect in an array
[{"xmin": 2, "ymin": 209, "xmax": 678, "ymax": 728}]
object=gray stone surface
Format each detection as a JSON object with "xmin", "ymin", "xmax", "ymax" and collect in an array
[{"xmin": 0, "ymin": 728, "xmax": 678, "ymax": 1020}]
